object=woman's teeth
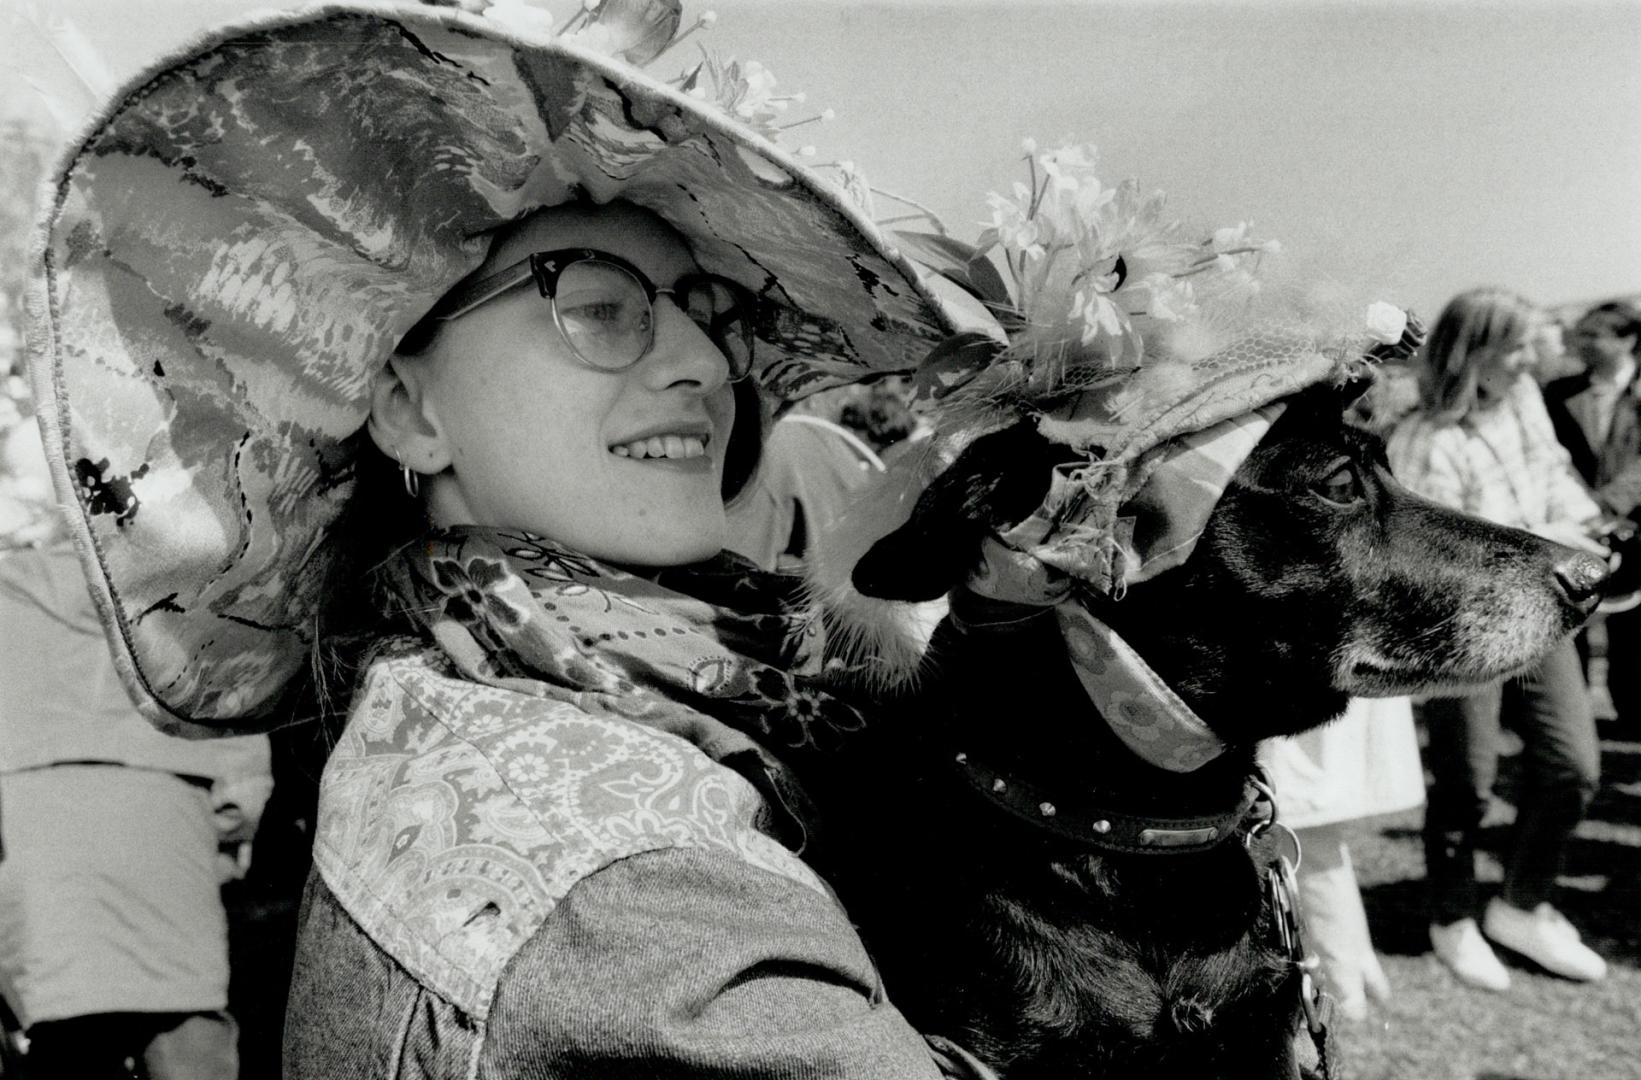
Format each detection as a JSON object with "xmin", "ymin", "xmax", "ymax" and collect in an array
[{"xmin": 610, "ymin": 434, "xmax": 708, "ymax": 460}]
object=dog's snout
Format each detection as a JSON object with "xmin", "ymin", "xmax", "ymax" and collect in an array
[{"xmin": 1553, "ymin": 550, "xmax": 1609, "ymax": 610}]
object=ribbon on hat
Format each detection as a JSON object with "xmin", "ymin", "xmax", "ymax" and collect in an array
[
  {"xmin": 1111, "ymin": 403, "xmax": 1285, "ymax": 584},
  {"xmin": 984, "ymin": 402, "xmax": 1287, "ymax": 596},
  {"xmin": 1055, "ymin": 604, "xmax": 1226, "ymax": 772},
  {"xmin": 1021, "ymin": 330, "xmax": 1336, "ymax": 594},
  {"xmin": 964, "ymin": 538, "xmax": 1225, "ymax": 772},
  {"xmin": 962, "ymin": 404, "xmax": 1290, "ymax": 772}
]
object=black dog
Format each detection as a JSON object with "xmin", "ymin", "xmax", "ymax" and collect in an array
[{"xmin": 807, "ymin": 377, "xmax": 1607, "ymax": 1079}]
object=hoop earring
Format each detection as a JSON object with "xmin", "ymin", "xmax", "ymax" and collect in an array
[{"xmin": 392, "ymin": 450, "xmax": 421, "ymax": 499}]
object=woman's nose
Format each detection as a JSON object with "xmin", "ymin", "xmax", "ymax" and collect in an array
[{"xmin": 641, "ymin": 300, "xmax": 732, "ymax": 391}]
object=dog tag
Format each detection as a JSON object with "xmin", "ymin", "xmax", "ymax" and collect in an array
[{"xmin": 1139, "ymin": 826, "xmax": 1219, "ymax": 848}]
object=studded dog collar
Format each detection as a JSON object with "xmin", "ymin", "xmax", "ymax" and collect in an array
[{"xmin": 945, "ymin": 746, "xmax": 1267, "ymax": 855}]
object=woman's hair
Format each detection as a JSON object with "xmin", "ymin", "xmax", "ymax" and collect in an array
[
  {"xmin": 294, "ymin": 435, "xmax": 429, "ymax": 731},
  {"xmin": 1415, "ymin": 286, "xmax": 1536, "ymax": 422},
  {"xmin": 720, "ymin": 378, "xmax": 768, "ymax": 506}
]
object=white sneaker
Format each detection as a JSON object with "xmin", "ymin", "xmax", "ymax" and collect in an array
[
  {"xmin": 1429, "ymin": 918, "xmax": 1512, "ymax": 991},
  {"xmin": 1483, "ymin": 900, "xmax": 1608, "ymax": 982}
]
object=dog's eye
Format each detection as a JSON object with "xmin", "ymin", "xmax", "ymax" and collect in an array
[{"xmin": 1312, "ymin": 462, "xmax": 1364, "ymax": 507}]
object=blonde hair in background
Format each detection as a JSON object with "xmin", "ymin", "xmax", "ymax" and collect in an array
[{"xmin": 1417, "ymin": 286, "xmax": 1537, "ymax": 423}]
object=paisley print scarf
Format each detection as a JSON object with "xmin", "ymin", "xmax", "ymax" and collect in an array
[{"xmin": 382, "ymin": 526, "xmax": 869, "ymax": 769}]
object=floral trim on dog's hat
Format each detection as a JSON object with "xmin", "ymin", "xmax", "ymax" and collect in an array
[
  {"xmin": 27, "ymin": 0, "xmax": 965, "ymax": 733},
  {"xmin": 906, "ymin": 142, "xmax": 1415, "ymax": 596}
]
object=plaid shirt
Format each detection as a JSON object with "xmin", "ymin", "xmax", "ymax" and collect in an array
[{"xmin": 1385, "ymin": 374, "xmax": 1602, "ymax": 534}]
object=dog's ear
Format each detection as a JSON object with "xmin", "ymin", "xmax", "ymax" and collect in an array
[{"xmin": 852, "ymin": 422, "xmax": 1066, "ymax": 600}]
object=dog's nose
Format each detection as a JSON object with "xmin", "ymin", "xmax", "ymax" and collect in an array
[{"xmin": 1553, "ymin": 550, "xmax": 1609, "ymax": 610}]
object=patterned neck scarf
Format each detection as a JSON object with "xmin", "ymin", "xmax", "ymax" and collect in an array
[{"xmin": 382, "ymin": 526, "xmax": 869, "ymax": 767}]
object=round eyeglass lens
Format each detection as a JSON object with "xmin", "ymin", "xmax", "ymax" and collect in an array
[{"xmin": 553, "ymin": 260, "xmax": 655, "ymax": 370}]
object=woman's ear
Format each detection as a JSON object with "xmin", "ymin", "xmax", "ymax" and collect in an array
[{"xmin": 366, "ymin": 356, "xmax": 451, "ymax": 476}]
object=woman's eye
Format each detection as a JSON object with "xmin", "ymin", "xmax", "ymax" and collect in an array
[
  {"xmin": 562, "ymin": 300, "xmax": 629, "ymax": 326},
  {"xmin": 1312, "ymin": 462, "xmax": 1364, "ymax": 506}
]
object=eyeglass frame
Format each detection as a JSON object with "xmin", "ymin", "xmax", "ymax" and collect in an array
[{"xmin": 421, "ymin": 247, "xmax": 759, "ymax": 380}]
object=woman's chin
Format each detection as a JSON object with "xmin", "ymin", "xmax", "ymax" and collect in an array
[{"xmin": 602, "ymin": 518, "xmax": 728, "ymax": 568}]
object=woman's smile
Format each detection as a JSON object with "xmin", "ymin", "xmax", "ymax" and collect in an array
[{"xmin": 609, "ymin": 421, "xmax": 714, "ymax": 463}]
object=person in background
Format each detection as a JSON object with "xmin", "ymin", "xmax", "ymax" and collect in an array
[
  {"xmin": 0, "ymin": 398, "xmax": 272, "ymax": 1080},
  {"xmin": 837, "ymin": 377, "xmax": 921, "ymax": 452},
  {"xmin": 1386, "ymin": 286, "xmax": 1609, "ymax": 991},
  {"xmin": 1259, "ymin": 697, "xmax": 1425, "ymax": 1021},
  {"xmin": 1543, "ymin": 300, "xmax": 1641, "ymax": 733}
]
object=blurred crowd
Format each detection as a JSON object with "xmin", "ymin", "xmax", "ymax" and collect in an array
[{"xmin": 1, "ymin": 294, "xmax": 1638, "ymax": 1076}]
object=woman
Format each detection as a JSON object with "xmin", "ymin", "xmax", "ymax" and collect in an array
[
  {"xmin": 25, "ymin": 3, "xmax": 992, "ymax": 1075},
  {"xmin": 1386, "ymin": 287, "xmax": 1608, "ymax": 991}
]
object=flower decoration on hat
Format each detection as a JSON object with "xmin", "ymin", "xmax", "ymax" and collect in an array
[
  {"xmin": 893, "ymin": 141, "xmax": 1419, "ymax": 597},
  {"xmin": 455, "ymin": 0, "xmax": 834, "ymax": 152}
]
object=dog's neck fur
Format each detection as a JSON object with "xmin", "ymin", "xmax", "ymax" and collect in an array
[{"xmin": 821, "ymin": 605, "xmax": 1289, "ymax": 1078}]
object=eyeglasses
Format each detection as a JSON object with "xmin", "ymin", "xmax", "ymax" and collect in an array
[{"xmin": 424, "ymin": 248, "xmax": 758, "ymax": 380}]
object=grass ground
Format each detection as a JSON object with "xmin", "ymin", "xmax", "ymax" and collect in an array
[{"xmin": 1308, "ymin": 649, "xmax": 1641, "ymax": 1080}]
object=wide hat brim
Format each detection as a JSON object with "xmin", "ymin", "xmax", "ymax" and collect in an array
[{"xmin": 27, "ymin": 1, "xmax": 965, "ymax": 734}]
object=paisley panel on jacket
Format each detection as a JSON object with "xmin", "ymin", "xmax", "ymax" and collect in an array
[{"xmin": 313, "ymin": 647, "xmax": 827, "ymax": 1019}]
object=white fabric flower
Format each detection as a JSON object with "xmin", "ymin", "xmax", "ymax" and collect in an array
[
  {"xmin": 1364, "ymin": 301, "xmax": 1409, "ymax": 344},
  {"xmin": 1041, "ymin": 144, "xmax": 1099, "ymax": 193},
  {"xmin": 1138, "ymin": 273, "xmax": 1196, "ymax": 323},
  {"xmin": 735, "ymin": 60, "xmax": 784, "ymax": 117},
  {"xmin": 1073, "ymin": 288, "xmax": 1127, "ymax": 345},
  {"xmin": 987, "ymin": 190, "xmax": 1044, "ymax": 258}
]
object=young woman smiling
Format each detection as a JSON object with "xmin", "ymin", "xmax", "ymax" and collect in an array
[{"xmin": 25, "ymin": 3, "xmax": 995, "ymax": 1076}]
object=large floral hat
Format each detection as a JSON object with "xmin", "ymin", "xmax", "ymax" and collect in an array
[{"xmin": 26, "ymin": 0, "xmax": 968, "ymax": 734}]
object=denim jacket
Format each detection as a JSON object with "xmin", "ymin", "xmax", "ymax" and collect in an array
[{"xmin": 282, "ymin": 646, "xmax": 950, "ymax": 1079}]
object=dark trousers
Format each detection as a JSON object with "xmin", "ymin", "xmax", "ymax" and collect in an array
[
  {"xmin": 1602, "ymin": 608, "xmax": 1640, "ymax": 723},
  {"xmin": 20, "ymin": 1012, "xmax": 237, "ymax": 1080},
  {"xmin": 1419, "ymin": 637, "xmax": 1601, "ymax": 924}
]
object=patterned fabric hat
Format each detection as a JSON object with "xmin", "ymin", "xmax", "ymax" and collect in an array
[
  {"xmin": 25, "ymin": 0, "xmax": 965, "ymax": 733},
  {"xmin": 903, "ymin": 144, "xmax": 1416, "ymax": 597}
]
